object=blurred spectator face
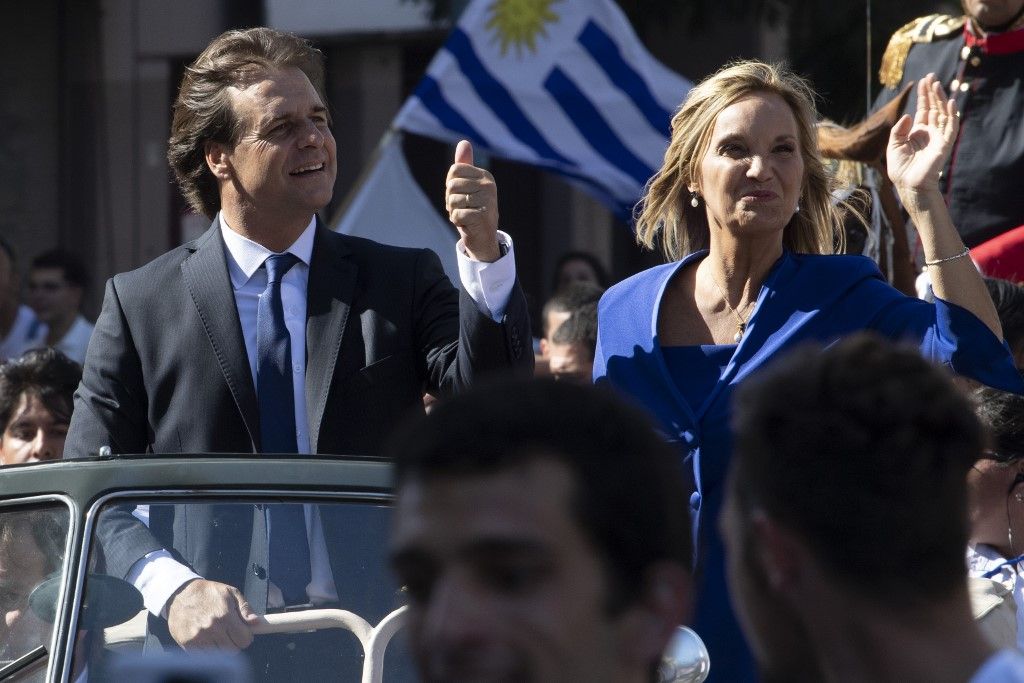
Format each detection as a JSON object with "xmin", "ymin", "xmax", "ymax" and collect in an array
[
  {"xmin": 962, "ymin": 0, "xmax": 1024, "ymax": 28},
  {"xmin": 0, "ymin": 521, "xmax": 50, "ymax": 660},
  {"xmin": 547, "ymin": 342, "xmax": 593, "ymax": 383},
  {"xmin": 28, "ymin": 267, "xmax": 82, "ymax": 326},
  {"xmin": 392, "ymin": 458, "xmax": 641, "ymax": 683},
  {"xmin": 0, "ymin": 391, "xmax": 69, "ymax": 465},
  {"xmin": 555, "ymin": 258, "xmax": 602, "ymax": 294}
]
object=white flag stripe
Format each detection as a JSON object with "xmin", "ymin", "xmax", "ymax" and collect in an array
[{"xmin": 394, "ymin": 0, "xmax": 692, "ymax": 219}]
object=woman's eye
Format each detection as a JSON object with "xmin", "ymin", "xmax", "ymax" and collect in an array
[
  {"xmin": 774, "ymin": 144, "xmax": 796, "ymax": 154},
  {"xmin": 720, "ymin": 144, "xmax": 744, "ymax": 156}
]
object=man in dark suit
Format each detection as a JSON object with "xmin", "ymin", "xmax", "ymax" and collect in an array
[{"xmin": 66, "ymin": 27, "xmax": 530, "ymax": 652}]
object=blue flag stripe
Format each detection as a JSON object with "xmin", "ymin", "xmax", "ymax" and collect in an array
[
  {"xmin": 445, "ymin": 29, "xmax": 576, "ymax": 168},
  {"xmin": 543, "ymin": 68, "xmax": 653, "ymax": 187},
  {"xmin": 577, "ymin": 21, "xmax": 674, "ymax": 138},
  {"xmin": 413, "ymin": 75, "xmax": 493, "ymax": 148}
]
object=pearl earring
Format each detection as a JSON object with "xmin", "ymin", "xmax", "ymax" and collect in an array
[
  {"xmin": 795, "ymin": 203, "xmax": 801, "ymax": 213},
  {"xmin": 690, "ymin": 193, "xmax": 700, "ymax": 208}
]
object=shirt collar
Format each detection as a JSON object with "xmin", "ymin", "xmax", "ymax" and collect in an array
[{"xmin": 219, "ymin": 214, "xmax": 316, "ymax": 289}]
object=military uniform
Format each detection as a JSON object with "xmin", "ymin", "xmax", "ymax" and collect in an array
[{"xmin": 875, "ymin": 13, "xmax": 1024, "ymax": 247}]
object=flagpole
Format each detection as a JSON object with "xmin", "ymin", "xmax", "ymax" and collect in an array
[{"xmin": 326, "ymin": 128, "xmax": 400, "ymax": 230}]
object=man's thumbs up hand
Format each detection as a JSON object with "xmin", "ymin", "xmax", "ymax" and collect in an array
[{"xmin": 446, "ymin": 140, "xmax": 501, "ymax": 262}]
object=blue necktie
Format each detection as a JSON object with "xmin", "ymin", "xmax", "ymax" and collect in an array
[{"xmin": 256, "ymin": 253, "xmax": 310, "ymax": 604}]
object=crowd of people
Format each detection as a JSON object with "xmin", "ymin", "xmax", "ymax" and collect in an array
[{"xmin": 3, "ymin": 1, "xmax": 1024, "ymax": 680}]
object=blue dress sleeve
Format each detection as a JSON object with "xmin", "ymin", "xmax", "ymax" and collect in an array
[{"xmin": 865, "ymin": 280, "xmax": 1024, "ymax": 393}]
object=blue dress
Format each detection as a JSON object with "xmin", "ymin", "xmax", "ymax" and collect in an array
[{"xmin": 594, "ymin": 249, "xmax": 1024, "ymax": 682}]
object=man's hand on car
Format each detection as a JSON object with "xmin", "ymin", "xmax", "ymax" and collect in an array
[{"xmin": 167, "ymin": 578, "xmax": 257, "ymax": 651}]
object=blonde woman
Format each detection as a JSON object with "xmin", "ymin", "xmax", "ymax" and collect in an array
[{"xmin": 593, "ymin": 61, "xmax": 1024, "ymax": 682}]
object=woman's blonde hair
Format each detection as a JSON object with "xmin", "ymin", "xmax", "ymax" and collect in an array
[{"xmin": 636, "ymin": 60, "xmax": 848, "ymax": 261}]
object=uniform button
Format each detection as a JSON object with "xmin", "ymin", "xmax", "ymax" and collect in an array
[
  {"xmin": 293, "ymin": 366, "xmax": 300, "ymax": 373},
  {"xmin": 960, "ymin": 46, "xmax": 971, "ymax": 60},
  {"xmin": 252, "ymin": 563, "xmax": 267, "ymax": 579},
  {"xmin": 960, "ymin": 81, "xmax": 970, "ymax": 92},
  {"xmin": 970, "ymin": 56, "xmax": 981, "ymax": 67},
  {"xmin": 950, "ymin": 79, "xmax": 960, "ymax": 91},
  {"xmin": 689, "ymin": 491, "xmax": 701, "ymax": 509}
]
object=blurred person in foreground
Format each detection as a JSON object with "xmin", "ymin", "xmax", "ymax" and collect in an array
[
  {"xmin": 0, "ymin": 348, "xmax": 80, "ymax": 465},
  {"xmin": 724, "ymin": 334, "xmax": 1024, "ymax": 682},
  {"xmin": 967, "ymin": 387, "xmax": 1024, "ymax": 649},
  {"xmin": 25, "ymin": 249, "xmax": 94, "ymax": 365},
  {"xmin": 0, "ymin": 236, "xmax": 39, "ymax": 363},
  {"xmin": 387, "ymin": 378, "xmax": 693, "ymax": 683},
  {"xmin": 590, "ymin": 61, "xmax": 1024, "ymax": 681}
]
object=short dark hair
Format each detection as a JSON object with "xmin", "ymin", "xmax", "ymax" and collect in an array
[
  {"xmin": 985, "ymin": 278, "xmax": 1024, "ymax": 356},
  {"xmin": 30, "ymin": 249, "xmax": 88, "ymax": 289},
  {"xmin": 168, "ymin": 27, "xmax": 328, "ymax": 219},
  {"xmin": 730, "ymin": 334, "xmax": 983, "ymax": 607},
  {"xmin": 551, "ymin": 301, "xmax": 598, "ymax": 360},
  {"xmin": 552, "ymin": 251, "xmax": 610, "ymax": 291},
  {"xmin": 974, "ymin": 386, "xmax": 1024, "ymax": 464},
  {"xmin": 541, "ymin": 281, "xmax": 604, "ymax": 338},
  {"xmin": 386, "ymin": 378, "xmax": 691, "ymax": 612},
  {"xmin": 0, "ymin": 347, "xmax": 82, "ymax": 432}
]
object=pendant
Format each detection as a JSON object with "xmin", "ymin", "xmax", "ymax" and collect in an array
[{"xmin": 733, "ymin": 323, "xmax": 745, "ymax": 344}]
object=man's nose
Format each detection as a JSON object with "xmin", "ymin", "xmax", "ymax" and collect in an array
[
  {"xmin": 300, "ymin": 120, "xmax": 325, "ymax": 148},
  {"xmin": 422, "ymin": 576, "xmax": 485, "ymax": 647}
]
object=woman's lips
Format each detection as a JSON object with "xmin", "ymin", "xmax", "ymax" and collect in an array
[{"xmin": 742, "ymin": 190, "xmax": 778, "ymax": 200}]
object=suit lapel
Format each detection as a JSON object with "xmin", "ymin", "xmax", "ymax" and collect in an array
[
  {"xmin": 181, "ymin": 221, "xmax": 261, "ymax": 449},
  {"xmin": 305, "ymin": 224, "xmax": 356, "ymax": 453}
]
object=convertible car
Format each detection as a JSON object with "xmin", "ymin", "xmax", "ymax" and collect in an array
[{"xmin": 0, "ymin": 455, "xmax": 708, "ymax": 682}]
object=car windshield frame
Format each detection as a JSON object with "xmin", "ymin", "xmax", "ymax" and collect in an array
[{"xmin": 0, "ymin": 455, "xmax": 393, "ymax": 683}]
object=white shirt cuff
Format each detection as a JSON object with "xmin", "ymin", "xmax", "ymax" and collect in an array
[
  {"xmin": 126, "ymin": 549, "xmax": 202, "ymax": 618},
  {"xmin": 457, "ymin": 231, "xmax": 516, "ymax": 322}
]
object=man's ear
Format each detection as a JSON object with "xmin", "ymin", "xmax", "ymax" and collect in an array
[
  {"xmin": 750, "ymin": 510, "xmax": 803, "ymax": 593},
  {"xmin": 617, "ymin": 561, "xmax": 692, "ymax": 670},
  {"xmin": 538, "ymin": 337, "xmax": 550, "ymax": 358},
  {"xmin": 205, "ymin": 140, "xmax": 232, "ymax": 180}
]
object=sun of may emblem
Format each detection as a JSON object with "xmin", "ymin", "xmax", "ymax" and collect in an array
[{"xmin": 485, "ymin": 0, "xmax": 562, "ymax": 56}]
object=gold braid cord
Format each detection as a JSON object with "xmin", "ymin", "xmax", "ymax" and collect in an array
[{"xmin": 879, "ymin": 14, "xmax": 966, "ymax": 89}]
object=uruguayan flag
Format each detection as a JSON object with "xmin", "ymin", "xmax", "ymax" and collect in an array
[{"xmin": 394, "ymin": 0, "xmax": 692, "ymax": 219}]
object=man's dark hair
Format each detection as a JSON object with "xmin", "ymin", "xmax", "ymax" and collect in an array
[
  {"xmin": 541, "ymin": 281, "xmax": 604, "ymax": 338},
  {"xmin": 30, "ymin": 249, "xmax": 88, "ymax": 290},
  {"xmin": 386, "ymin": 378, "xmax": 691, "ymax": 612},
  {"xmin": 0, "ymin": 347, "xmax": 82, "ymax": 432},
  {"xmin": 985, "ymin": 278, "xmax": 1024, "ymax": 356},
  {"xmin": 974, "ymin": 386, "xmax": 1024, "ymax": 465},
  {"xmin": 167, "ymin": 27, "xmax": 328, "ymax": 219},
  {"xmin": 731, "ymin": 333, "xmax": 983, "ymax": 607},
  {"xmin": 551, "ymin": 301, "xmax": 598, "ymax": 360}
]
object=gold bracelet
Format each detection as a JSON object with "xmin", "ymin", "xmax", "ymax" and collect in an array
[{"xmin": 924, "ymin": 246, "xmax": 970, "ymax": 268}]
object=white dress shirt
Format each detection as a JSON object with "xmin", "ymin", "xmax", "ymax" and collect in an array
[
  {"xmin": 128, "ymin": 215, "xmax": 517, "ymax": 616},
  {"xmin": 23, "ymin": 314, "xmax": 94, "ymax": 365}
]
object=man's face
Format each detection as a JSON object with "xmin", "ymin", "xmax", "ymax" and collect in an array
[
  {"xmin": 548, "ymin": 342, "xmax": 594, "ymax": 383},
  {"xmin": 27, "ymin": 267, "xmax": 81, "ymax": 326},
  {"xmin": 391, "ymin": 459, "xmax": 636, "ymax": 683},
  {"xmin": 0, "ymin": 392, "xmax": 69, "ymax": 465},
  {"xmin": 217, "ymin": 66, "xmax": 337, "ymax": 224},
  {"xmin": 963, "ymin": 0, "xmax": 1024, "ymax": 28},
  {"xmin": 0, "ymin": 530, "xmax": 50, "ymax": 660}
]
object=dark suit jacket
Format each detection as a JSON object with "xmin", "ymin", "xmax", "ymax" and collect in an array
[{"xmin": 67, "ymin": 218, "xmax": 531, "ymax": 617}]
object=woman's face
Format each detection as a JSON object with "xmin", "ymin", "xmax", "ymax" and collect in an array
[
  {"xmin": 966, "ymin": 457, "xmax": 1021, "ymax": 549},
  {"xmin": 696, "ymin": 92, "xmax": 804, "ymax": 242}
]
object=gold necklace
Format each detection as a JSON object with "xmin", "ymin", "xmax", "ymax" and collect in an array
[{"xmin": 707, "ymin": 270, "xmax": 754, "ymax": 343}]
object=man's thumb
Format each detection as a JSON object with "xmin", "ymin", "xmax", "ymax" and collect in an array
[{"xmin": 455, "ymin": 139, "xmax": 474, "ymax": 166}]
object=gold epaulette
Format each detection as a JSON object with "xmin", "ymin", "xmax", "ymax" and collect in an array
[{"xmin": 879, "ymin": 14, "xmax": 966, "ymax": 88}]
